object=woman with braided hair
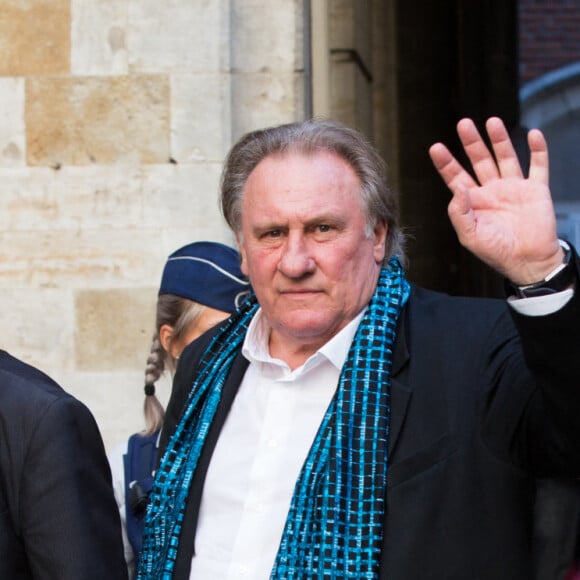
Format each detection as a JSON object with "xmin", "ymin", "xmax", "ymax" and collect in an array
[
  {"xmin": 142, "ymin": 291, "xmax": 225, "ymax": 438},
  {"xmin": 108, "ymin": 241, "xmax": 249, "ymax": 578}
]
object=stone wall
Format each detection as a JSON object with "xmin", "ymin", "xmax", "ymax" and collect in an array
[{"xmin": 0, "ymin": 0, "xmax": 305, "ymax": 450}]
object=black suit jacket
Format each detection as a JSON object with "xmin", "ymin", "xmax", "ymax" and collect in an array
[
  {"xmin": 161, "ymin": 252, "xmax": 580, "ymax": 579},
  {"xmin": 0, "ymin": 351, "xmax": 128, "ymax": 580}
]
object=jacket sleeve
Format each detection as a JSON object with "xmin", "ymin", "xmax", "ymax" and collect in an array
[
  {"xmin": 20, "ymin": 396, "xmax": 128, "ymax": 580},
  {"xmin": 502, "ymin": 244, "xmax": 580, "ymax": 474}
]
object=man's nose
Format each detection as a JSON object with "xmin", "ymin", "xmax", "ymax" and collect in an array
[{"xmin": 277, "ymin": 233, "xmax": 315, "ymax": 277}]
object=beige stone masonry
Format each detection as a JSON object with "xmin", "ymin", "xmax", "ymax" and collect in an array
[
  {"xmin": 0, "ymin": 79, "xmax": 26, "ymax": 167},
  {"xmin": 0, "ymin": 229, "xmax": 165, "ymax": 288},
  {"xmin": 1, "ymin": 287, "xmax": 75, "ymax": 371},
  {"xmin": 127, "ymin": 0, "xmax": 228, "ymax": 73},
  {"xmin": 26, "ymin": 75, "xmax": 170, "ymax": 166},
  {"xmin": 0, "ymin": 0, "xmax": 307, "ymax": 450},
  {"xmin": 231, "ymin": 73, "xmax": 301, "ymax": 137},
  {"xmin": 230, "ymin": 0, "xmax": 300, "ymax": 72},
  {"xmin": 71, "ymin": 0, "xmax": 128, "ymax": 76},
  {"xmin": 0, "ymin": 165, "xmax": 144, "ymax": 231},
  {"xmin": 170, "ymin": 73, "xmax": 232, "ymax": 162},
  {"xmin": 141, "ymin": 163, "xmax": 224, "ymax": 229},
  {"xmin": 0, "ymin": 0, "xmax": 70, "ymax": 77},
  {"xmin": 75, "ymin": 287, "xmax": 155, "ymax": 371},
  {"xmin": 229, "ymin": 0, "xmax": 304, "ymax": 138}
]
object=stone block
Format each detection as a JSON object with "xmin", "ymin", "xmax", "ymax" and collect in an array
[
  {"xmin": 0, "ymin": 287, "xmax": 74, "ymax": 372},
  {"xmin": 71, "ymin": 0, "xmax": 128, "ymax": 75},
  {"xmin": 127, "ymin": 0, "xmax": 226, "ymax": 73},
  {"xmin": 0, "ymin": 0, "xmax": 70, "ymax": 76},
  {"xmin": 171, "ymin": 73, "xmax": 231, "ymax": 162},
  {"xmin": 0, "ymin": 228, "xmax": 167, "ymax": 289},
  {"xmin": 231, "ymin": 0, "xmax": 301, "ymax": 72},
  {"xmin": 231, "ymin": 73, "xmax": 299, "ymax": 138},
  {"xmin": 25, "ymin": 75, "xmax": 170, "ymax": 166},
  {"xmin": 0, "ymin": 166, "xmax": 144, "ymax": 231},
  {"xmin": 141, "ymin": 163, "xmax": 224, "ymax": 229},
  {"xmin": 74, "ymin": 287, "xmax": 156, "ymax": 371},
  {"xmin": 0, "ymin": 78, "xmax": 26, "ymax": 167}
]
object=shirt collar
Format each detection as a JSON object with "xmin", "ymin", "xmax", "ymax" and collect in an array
[{"xmin": 242, "ymin": 308, "xmax": 366, "ymax": 376}]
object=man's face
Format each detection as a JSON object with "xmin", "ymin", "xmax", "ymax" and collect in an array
[{"xmin": 238, "ymin": 150, "xmax": 387, "ymax": 365}]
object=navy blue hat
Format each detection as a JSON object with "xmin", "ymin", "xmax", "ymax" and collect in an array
[{"xmin": 158, "ymin": 241, "xmax": 250, "ymax": 312}]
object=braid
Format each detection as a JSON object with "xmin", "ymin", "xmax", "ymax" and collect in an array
[
  {"xmin": 140, "ymin": 295, "xmax": 205, "ymax": 435},
  {"xmin": 145, "ymin": 334, "xmax": 166, "ymax": 385},
  {"xmin": 142, "ymin": 334, "xmax": 166, "ymax": 435}
]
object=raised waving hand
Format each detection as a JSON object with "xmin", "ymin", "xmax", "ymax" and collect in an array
[{"xmin": 429, "ymin": 117, "xmax": 564, "ymax": 285}]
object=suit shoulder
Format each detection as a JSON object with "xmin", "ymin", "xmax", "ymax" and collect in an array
[
  {"xmin": 0, "ymin": 350, "xmax": 88, "ymax": 419},
  {"xmin": 408, "ymin": 285, "xmax": 509, "ymax": 332},
  {"xmin": 410, "ymin": 284, "xmax": 506, "ymax": 310}
]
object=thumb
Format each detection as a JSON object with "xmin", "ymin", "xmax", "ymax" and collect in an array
[{"xmin": 448, "ymin": 183, "xmax": 476, "ymax": 245}]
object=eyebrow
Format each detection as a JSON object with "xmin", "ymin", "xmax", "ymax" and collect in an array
[{"xmin": 251, "ymin": 210, "xmax": 347, "ymax": 230}]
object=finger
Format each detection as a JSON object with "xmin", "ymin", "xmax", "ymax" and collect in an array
[
  {"xmin": 455, "ymin": 118, "xmax": 499, "ymax": 184},
  {"xmin": 527, "ymin": 128, "xmax": 549, "ymax": 185},
  {"xmin": 447, "ymin": 183, "xmax": 477, "ymax": 246},
  {"xmin": 485, "ymin": 117, "xmax": 524, "ymax": 179},
  {"xmin": 428, "ymin": 142, "xmax": 477, "ymax": 193}
]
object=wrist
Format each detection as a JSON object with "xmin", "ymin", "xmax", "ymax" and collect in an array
[{"xmin": 506, "ymin": 240, "xmax": 573, "ymax": 298}]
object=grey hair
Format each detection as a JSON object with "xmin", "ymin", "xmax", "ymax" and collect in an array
[
  {"xmin": 220, "ymin": 118, "xmax": 406, "ymax": 263},
  {"xmin": 142, "ymin": 295, "xmax": 206, "ymax": 436}
]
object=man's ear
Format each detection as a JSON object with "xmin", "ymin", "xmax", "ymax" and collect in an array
[
  {"xmin": 373, "ymin": 221, "xmax": 388, "ymax": 264},
  {"xmin": 159, "ymin": 324, "xmax": 174, "ymax": 353},
  {"xmin": 236, "ymin": 234, "xmax": 249, "ymax": 276}
]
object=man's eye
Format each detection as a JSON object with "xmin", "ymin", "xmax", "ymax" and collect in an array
[
  {"xmin": 317, "ymin": 224, "xmax": 331, "ymax": 233},
  {"xmin": 265, "ymin": 230, "xmax": 282, "ymax": 238}
]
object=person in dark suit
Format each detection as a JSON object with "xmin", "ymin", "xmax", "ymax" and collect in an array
[
  {"xmin": 138, "ymin": 117, "xmax": 580, "ymax": 579},
  {"xmin": 0, "ymin": 350, "xmax": 128, "ymax": 580}
]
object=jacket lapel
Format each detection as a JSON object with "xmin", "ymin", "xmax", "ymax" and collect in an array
[
  {"xmin": 174, "ymin": 352, "xmax": 249, "ymax": 577},
  {"xmin": 388, "ymin": 307, "xmax": 412, "ymax": 456}
]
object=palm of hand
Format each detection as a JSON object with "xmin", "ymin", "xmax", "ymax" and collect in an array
[
  {"xmin": 430, "ymin": 117, "xmax": 562, "ymax": 285},
  {"xmin": 454, "ymin": 176, "xmax": 558, "ymax": 282}
]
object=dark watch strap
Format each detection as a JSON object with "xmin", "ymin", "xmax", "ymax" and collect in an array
[{"xmin": 506, "ymin": 240, "xmax": 573, "ymax": 298}]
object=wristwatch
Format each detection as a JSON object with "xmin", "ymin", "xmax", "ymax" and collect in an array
[{"xmin": 506, "ymin": 240, "xmax": 574, "ymax": 299}]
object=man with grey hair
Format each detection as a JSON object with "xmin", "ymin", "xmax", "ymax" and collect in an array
[{"xmin": 139, "ymin": 117, "xmax": 580, "ymax": 579}]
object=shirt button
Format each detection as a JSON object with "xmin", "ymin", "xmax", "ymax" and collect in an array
[
  {"xmin": 249, "ymin": 501, "xmax": 264, "ymax": 513},
  {"xmin": 235, "ymin": 564, "xmax": 249, "ymax": 576}
]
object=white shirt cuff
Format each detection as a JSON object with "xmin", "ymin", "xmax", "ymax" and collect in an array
[{"xmin": 507, "ymin": 288, "xmax": 574, "ymax": 317}]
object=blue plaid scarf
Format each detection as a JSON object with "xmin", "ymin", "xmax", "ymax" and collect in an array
[{"xmin": 138, "ymin": 257, "xmax": 410, "ymax": 579}]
